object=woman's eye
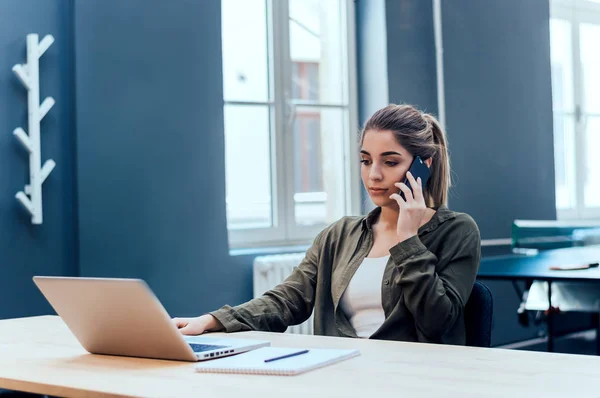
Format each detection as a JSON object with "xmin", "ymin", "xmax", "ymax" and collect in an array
[
  {"xmin": 385, "ymin": 161, "xmax": 398, "ymax": 167},
  {"xmin": 360, "ymin": 159, "xmax": 371, "ymax": 165}
]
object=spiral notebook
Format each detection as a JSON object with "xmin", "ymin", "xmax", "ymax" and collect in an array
[{"xmin": 194, "ymin": 346, "xmax": 360, "ymax": 376}]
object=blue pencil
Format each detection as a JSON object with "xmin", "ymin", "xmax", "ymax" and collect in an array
[{"xmin": 264, "ymin": 349, "xmax": 310, "ymax": 363}]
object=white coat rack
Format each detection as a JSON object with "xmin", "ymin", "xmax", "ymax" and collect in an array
[{"xmin": 12, "ymin": 33, "xmax": 56, "ymax": 225}]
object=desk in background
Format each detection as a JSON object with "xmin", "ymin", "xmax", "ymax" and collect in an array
[
  {"xmin": 1, "ymin": 316, "xmax": 600, "ymax": 397},
  {"xmin": 478, "ymin": 245, "xmax": 600, "ymax": 353}
]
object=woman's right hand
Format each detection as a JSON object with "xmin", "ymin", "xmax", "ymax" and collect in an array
[{"xmin": 172, "ymin": 314, "xmax": 222, "ymax": 335}]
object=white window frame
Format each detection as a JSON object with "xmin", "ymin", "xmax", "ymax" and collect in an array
[
  {"xmin": 224, "ymin": 0, "xmax": 361, "ymax": 248},
  {"xmin": 551, "ymin": 0, "xmax": 600, "ymax": 220}
]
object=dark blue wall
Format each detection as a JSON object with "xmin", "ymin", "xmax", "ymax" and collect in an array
[
  {"xmin": 385, "ymin": 0, "xmax": 438, "ymax": 115},
  {"xmin": 442, "ymin": 0, "xmax": 556, "ymax": 240},
  {"xmin": 74, "ymin": 0, "xmax": 250, "ymax": 316},
  {"xmin": 0, "ymin": 0, "xmax": 77, "ymax": 319},
  {"xmin": 382, "ymin": 0, "xmax": 556, "ymax": 241}
]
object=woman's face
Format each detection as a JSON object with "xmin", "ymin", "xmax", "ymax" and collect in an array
[{"xmin": 360, "ymin": 129, "xmax": 413, "ymax": 208}]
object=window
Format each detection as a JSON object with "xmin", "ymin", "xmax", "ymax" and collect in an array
[
  {"xmin": 550, "ymin": 0, "xmax": 600, "ymax": 219},
  {"xmin": 222, "ymin": 0, "xmax": 360, "ymax": 247}
]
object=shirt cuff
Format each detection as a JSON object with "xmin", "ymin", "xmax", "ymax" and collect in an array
[
  {"xmin": 389, "ymin": 235, "xmax": 428, "ymax": 264},
  {"xmin": 208, "ymin": 306, "xmax": 238, "ymax": 332}
]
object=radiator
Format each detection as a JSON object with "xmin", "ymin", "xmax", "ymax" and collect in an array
[{"xmin": 252, "ymin": 253, "xmax": 314, "ymax": 335}]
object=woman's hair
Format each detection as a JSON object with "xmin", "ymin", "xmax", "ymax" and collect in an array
[{"xmin": 360, "ymin": 104, "xmax": 450, "ymax": 207}]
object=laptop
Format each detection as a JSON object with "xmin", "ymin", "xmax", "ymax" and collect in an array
[{"xmin": 32, "ymin": 276, "xmax": 270, "ymax": 362}]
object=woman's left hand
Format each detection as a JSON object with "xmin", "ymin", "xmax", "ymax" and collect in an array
[{"xmin": 389, "ymin": 171, "xmax": 428, "ymax": 243}]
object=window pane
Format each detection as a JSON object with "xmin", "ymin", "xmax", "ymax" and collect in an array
[
  {"xmin": 580, "ymin": 23, "xmax": 600, "ymax": 113},
  {"xmin": 224, "ymin": 105, "xmax": 272, "ymax": 229},
  {"xmin": 293, "ymin": 107, "xmax": 347, "ymax": 226},
  {"xmin": 584, "ymin": 116, "xmax": 600, "ymax": 207},
  {"xmin": 222, "ymin": 0, "xmax": 269, "ymax": 102},
  {"xmin": 550, "ymin": 19, "xmax": 574, "ymax": 112},
  {"xmin": 554, "ymin": 114, "xmax": 577, "ymax": 209},
  {"xmin": 289, "ymin": 0, "xmax": 346, "ymax": 104},
  {"xmin": 292, "ymin": 62, "xmax": 320, "ymax": 101}
]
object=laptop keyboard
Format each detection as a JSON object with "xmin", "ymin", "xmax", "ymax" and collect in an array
[{"xmin": 189, "ymin": 343, "xmax": 229, "ymax": 353}]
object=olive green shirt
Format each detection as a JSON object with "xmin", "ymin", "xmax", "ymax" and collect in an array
[{"xmin": 211, "ymin": 205, "xmax": 481, "ymax": 345}]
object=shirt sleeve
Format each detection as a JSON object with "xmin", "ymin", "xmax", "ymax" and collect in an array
[
  {"xmin": 209, "ymin": 229, "xmax": 325, "ymax": 333},
  {"xmin": 389, "ymin": 219, "xmax": 481, "ymax": 341}
]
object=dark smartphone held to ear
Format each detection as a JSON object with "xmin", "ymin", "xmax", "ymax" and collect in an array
[{"xmin": 399, "ymin": 156, "xmax": 431, "ymax": 201}]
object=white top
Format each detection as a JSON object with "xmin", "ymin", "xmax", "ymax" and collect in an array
[{"xmin": 339, "ymin": 255, "xmax": 389, "ymax": 338}]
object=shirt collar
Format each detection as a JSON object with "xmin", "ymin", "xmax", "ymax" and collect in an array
[{"xmin": 362, "ymin": 204, "xmax": 456, "ymax": 234}]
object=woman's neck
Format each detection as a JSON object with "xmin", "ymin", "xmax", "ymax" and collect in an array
[{"xmin": 377, "ymin": 206, "xmax": 400, "ymax": 231}]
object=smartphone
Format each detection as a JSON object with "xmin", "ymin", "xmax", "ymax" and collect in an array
[{"xmin": 399, "ymin": 155, "xmax": 431, "ymax": 201}]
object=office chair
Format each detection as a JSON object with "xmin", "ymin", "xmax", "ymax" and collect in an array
[{"xmin": 464, "ymin": 280, "xmax": 493, "ymax": 347}]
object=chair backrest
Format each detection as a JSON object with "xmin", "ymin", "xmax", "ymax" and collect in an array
[{"xmin": 464, "ymin": 280, "xmax": 493, "ymax": 347}]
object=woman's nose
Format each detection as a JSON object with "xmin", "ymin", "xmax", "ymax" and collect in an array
[{"xmin": 369, "ymin": 165, "xmax": 383, "ymax": 181}]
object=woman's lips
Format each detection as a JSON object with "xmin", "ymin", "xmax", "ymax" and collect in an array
[{"xmin": 368, "ymin": 188, "xmax": 388, "ymax": 196}]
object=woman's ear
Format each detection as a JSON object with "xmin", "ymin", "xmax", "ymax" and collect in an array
[{"xmin": 424, "ymin": 158, "xmax": 433, "ymax": 168}]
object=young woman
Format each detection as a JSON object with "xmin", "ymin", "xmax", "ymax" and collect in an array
[{"xmin": 173, "ymin": 104, "xmax": 481, "ymax": 345}]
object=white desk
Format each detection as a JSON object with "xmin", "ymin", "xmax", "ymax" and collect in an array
[{"xmin": 0, "ymin": 316, "xmax": 599, "ymax": 397}]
